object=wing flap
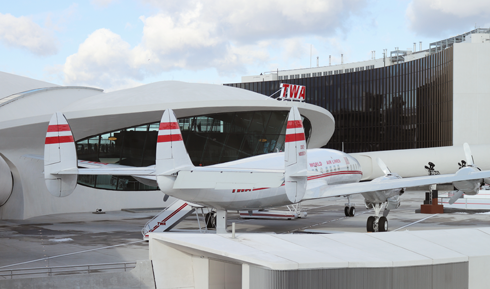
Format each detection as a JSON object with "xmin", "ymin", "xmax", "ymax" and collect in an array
[{"xmin": 173, "ymin": 170, "xmax": 284, "ymax": 189}]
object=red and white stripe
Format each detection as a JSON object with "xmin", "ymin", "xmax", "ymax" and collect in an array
[
  {"xmin": 157, "ymin": 122, "xmax": 183, "ymax": 143},
  {"xmin": 45, "ymin": 124, "xmax": 74, "ymax": 144},
  {"xmin": 285, "ymin": 119, "xmax": 305, "ymax": 143}
]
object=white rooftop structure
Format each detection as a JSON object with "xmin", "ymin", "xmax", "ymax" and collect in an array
[
  {"xmin": 242, "ymin": 28, "xmax": 490, "ymax": 83},
  {"xmin": 150, "ymin": 227, "xmax": 490, "ymax": 288}
]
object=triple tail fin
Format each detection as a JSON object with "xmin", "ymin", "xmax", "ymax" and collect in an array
[
  {"xmin": 44, "ymin": 112, "xmax": 78, "ymax": 197},
  {"xmin": 156, "ymin": 109, "xmax": 194, "ymax": 175},
  {"xmin": 284, "ymin": 107, "xmax": 308, "ymax": 203}
]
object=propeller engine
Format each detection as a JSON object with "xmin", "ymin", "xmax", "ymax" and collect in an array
[{"xmin": 449, "ymin": 143, "xmax": 486, "ymax": 204}]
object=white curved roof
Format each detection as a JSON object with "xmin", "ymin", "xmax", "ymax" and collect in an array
[{"xmin": 62, "ymin": 81, "xmax": 335, "ymax": 148}]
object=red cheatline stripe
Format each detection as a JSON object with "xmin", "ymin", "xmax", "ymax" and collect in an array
[
  {"xmin": 306, "ymin": 170, "xmax": 363, "ymax": 181},
  {"xmin": 159, "ymin": 122, "xmax": 179, "ymax": 130},
  {"xmin": 252, "ymin": 187, "xmax": 268, "ymax": 191},
  {"xmin": 157, "ymin": 134, "xmax": 183, "ymax": 143},
  {"xmin": 287, "ymin": 120, "xmax": 302, "ymax": 129},
  {"xmin": 47, "ymin": 124, "xmax": 71, "ymax": 132},
  {"xmin": 285, "ymin": 133, "xmax": 305, "ymax": 143},
  {"xmin": 45, "ymin": 136, "xmax": 74, "ymax": 144}
]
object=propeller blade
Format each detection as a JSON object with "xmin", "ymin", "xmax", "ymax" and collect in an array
[
  {"xmin": 377, "ymin": 158, "xmax": 391, "ymax": 176},
  {"xmin": 448, "ymin": 190, "xmax": 464, "ymax": 205},
  {"xmin": 463, "ymin": 143, "xmax": 474, "ymax": 166}
]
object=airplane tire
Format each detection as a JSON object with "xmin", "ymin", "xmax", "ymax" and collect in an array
[
  {"xmin": 349, "ymin": 206, "xmax": 356, "ymax": 217},
  {"xmin": 366, "ymin": 216, "xmax": 375, "ymax": 232},
  {"xmin": 344, "ymin": 207, "xmax": 349, "ymax": 217},
  {"xmin": 205, "ymin": 213, "xmax": 216, "ymax": 229},
  {"xmin": 379, "ymin": 217, "xmax": 388, "ymax": 232}
]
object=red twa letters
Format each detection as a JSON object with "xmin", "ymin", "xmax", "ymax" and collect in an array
[{"xmin": 280, "ymin": 83, "xmax": 306, "ymax": 100}]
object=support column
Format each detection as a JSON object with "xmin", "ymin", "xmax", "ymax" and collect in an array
[
  {"xmin": 216, "ymin": 210, "xmax": 227, "ymax": 234},
  {"xmin": 242, "ymin": 264, "xmax": 250, "ymax": 289}
]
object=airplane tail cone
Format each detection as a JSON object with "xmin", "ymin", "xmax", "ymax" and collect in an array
[
  {"xmin": 284, "ymin": 107, "xmax": 307, "ymax": 203},
  {"xmin": 44, "ymin": 112, "xmax": 78, "ymax": 197}
]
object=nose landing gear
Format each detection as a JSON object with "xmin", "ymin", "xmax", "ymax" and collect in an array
[{"xmin": 344, "ymin": 195, "xmax": 356, "ymax": 217}]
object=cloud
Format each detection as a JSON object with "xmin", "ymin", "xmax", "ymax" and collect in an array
[
  {"xmin": 62, "ymin": 0, "xmax": 368, "ymax": 89},
  {"xmin": 0, "ymin": 13, "xmax": 58, "ymax": 56},
  {"xmin": 63, "ymin": 29, "xmax": 144, "ymax": 89},
  {"xmin": 91, "ymin": 0, "xmax": 118, "ymax": 9},
  {"xmin": 407, "ymin": 0, "xmax": 490, "ymax": 37}
]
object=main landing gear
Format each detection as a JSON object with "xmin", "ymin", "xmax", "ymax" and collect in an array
[
  {"xmin": 344, "ymin": 196, "xmax": 356, "ymax": 217},
  {"xmin": 366, "ymin": 203, "xmax": 389, "ymax": 232}
]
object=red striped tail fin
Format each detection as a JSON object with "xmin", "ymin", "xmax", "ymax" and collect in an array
[
  {"xmin": 156, "ymin": 109, "xmax": 194, "ymax": 175},
  {"xmin": 44, "ymin": 112, "xmax": 78, "ymax": 197},
  {"xmin": 284, "ymin": 107, "xmax": 307, "ymax": 203}
]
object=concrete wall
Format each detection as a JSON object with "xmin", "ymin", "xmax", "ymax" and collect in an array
[
  {"xmin": 0, "ymin": 260, "xmax": 155, "ymax": 289},
  {"xmin": 453, "ymin": 42, "xmax": 490, "ymax": 146}
]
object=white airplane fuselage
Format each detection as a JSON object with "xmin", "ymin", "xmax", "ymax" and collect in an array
[{"xmin": 157, "ymin": 148, "xmax": 362, "ymax": 210}]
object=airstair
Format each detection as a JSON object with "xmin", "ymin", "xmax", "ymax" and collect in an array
[{"xmin": 142, "ymin": 199, "xmax": 195, "ymax": 240}]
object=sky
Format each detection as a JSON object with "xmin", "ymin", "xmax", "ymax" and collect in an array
[{"xmin": 1, "ymin": 0, "xmax": 490, "ymax": 91}]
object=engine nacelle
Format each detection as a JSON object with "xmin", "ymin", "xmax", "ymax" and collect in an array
[
  {"xmin": 386, "ymin": 195, "xmax": 401, "ymax": 210},
  {"xmin": 0, "ymin": 157, "xmax": 13, "ymax": 206},
  {"xmin": 453, "ymin": 167, "xmax": 482, "ymax": 195}
]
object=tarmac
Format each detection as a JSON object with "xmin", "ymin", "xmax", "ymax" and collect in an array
[{"xmin": 1, "ymin": 190, "xmax": 490, "ymax": 274}]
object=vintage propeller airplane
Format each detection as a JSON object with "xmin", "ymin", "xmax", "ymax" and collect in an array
[{"xmin": 43, "ymin": 107, "xmax": 490, "ymax": 233}]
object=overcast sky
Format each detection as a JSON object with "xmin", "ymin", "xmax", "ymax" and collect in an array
[{"xmin": 1, "ymin": 0, "xmax": 489, "ymax": 91}]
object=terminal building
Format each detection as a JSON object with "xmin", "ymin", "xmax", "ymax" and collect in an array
[
  {"xmin": 0, "ymin": 74, "xmax": 332, "ymax": 220},
  {"xmin": 226, "ymin": 28, "xmax": 490, "ymax": 153}
]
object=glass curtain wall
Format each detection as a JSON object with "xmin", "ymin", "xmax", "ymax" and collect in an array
[
  {"xmin": 76, "ymin": 111, "xmax": 312, "ymax": 191},
  {"xmin": 226, "ymin": 48, "xmax": 453, "ymax": 153}
]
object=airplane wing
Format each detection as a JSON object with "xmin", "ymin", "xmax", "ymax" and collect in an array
[{"xmin": 303, "ymin": 167, "xmax": 490, "ymax": 200}]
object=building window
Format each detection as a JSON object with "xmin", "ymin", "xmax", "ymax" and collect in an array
[
  {"xmin": 295, "ymin": 74, "xmax": 299, "ymax": 78},
  {"xmin": 278, "ymin": 76, "xmax": 283, "ymax": 80},
  {"xmin": 283, "ymin": 75, "xmax": 288, "ymax": 80},
  {"xmin": 76, "ymin": 111, "xmax": 313, "ymax": 191},
  {"xmin": 328, "ymin": 71, "xmax": 333, "ymax": 75}
]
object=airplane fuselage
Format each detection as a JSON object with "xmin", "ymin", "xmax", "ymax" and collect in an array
[{"xmin": 157, "ymin": 148, "xmax": 362, "ymax": 210}]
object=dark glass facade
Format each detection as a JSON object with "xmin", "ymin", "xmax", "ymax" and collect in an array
[
  {"xmin": 226, "ymin": 47, "xmax": 454, "ymax": 153},
  {"xmin": 76, "ymin": 111, "xmax": 312, "ymax": 191}
]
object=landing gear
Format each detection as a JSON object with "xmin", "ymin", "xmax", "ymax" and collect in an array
[
  {"xmin": 344, "ymin": 196, "xmax": 356, "ymax": 217},
  {"xmin": 205, "ymin": 212, "xmax": 216, "ymax": 229},
  {"xmin": 366, "ymin": 203, "xmax": 389, "ymax": 232}
]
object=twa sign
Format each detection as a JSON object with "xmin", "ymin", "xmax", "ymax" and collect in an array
[{"xmin": 279, "ymin": 83, "xmax": 306, "ymax": 101}]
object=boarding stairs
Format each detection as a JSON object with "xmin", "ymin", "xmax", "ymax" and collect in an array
[{"xmin": 142, "ymin": 199, "xmax": 195, "ymax": 240}]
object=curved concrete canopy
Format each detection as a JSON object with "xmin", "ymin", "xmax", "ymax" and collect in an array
[{"xmin": 61, "ymin": 81, "xmax": 335, "ymax": 148}]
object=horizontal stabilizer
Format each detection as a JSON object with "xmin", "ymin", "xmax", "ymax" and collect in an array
[
  {"xmin": 173, "ymin": 169, "xmax": 284, "ymax": 190},
  {"xmin": 63, "ymin": 168, "xmax": 156, "ymax": 175}
]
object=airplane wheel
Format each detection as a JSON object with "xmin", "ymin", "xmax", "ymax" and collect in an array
[
  {"xmin": 344, "ymin": 207, "xmax": 349, "ymax": 217},
  {"xmin": 366, "ymin": 216, "xmax": 375, "ymax": 232},
  {"xmin": 205, "ymin": 213, "xmax": 216, "ymax": 229},
  {"xmin": 349, "ymin": 206, "xmax": 356, "ymax": 217},
  {"xmin": 378, "ymin": 217, "xmax": 388, "ymax": 232}
]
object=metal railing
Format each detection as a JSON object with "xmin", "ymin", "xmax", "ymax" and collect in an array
[{"xmin": 0, "ymin": 262, "xmax": 136, "ymax": 280}]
